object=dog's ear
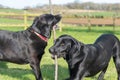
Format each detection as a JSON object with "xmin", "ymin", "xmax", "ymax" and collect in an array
[
  {"xmin": 39, "ymin": 16, "xmax": 47, "ymax": 24},
  {"xmin": 33, "ymin": 17, "xmax": 39, "ymax": 23},
  {"xmin": 66, "ymin": 42, "xmax": 72, "ymax": 52},
  {"xmin": 69, "ymin": 44, "xmax": 85, "ymax": 68},
  {"xmin": 54, "ymin": 14, "xmax": 62, "ymax": 24},
  {"xmin": 80, "ymin": 45, "xmax": 84, "ymax": 53}
]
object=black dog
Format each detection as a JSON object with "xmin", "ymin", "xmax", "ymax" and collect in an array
[
  {"xmin": 49, "ymin": 34, "xmax": 120, "ymax": 80},
  {"xmin": 0, "ymin": 14, "xmax": 61, "ymax": 80}
]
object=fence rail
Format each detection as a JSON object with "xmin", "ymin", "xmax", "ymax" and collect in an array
[
  {"xmin": 0, "ymin": 11, "xmax": 119, "ymax": 31},
  {"xmin": 0, "ymin": 12, "xmax": 40, "ymax": 16},
  {"xmin": 0, "ymin": 11, "xmax": 41, "ymax": 29}
]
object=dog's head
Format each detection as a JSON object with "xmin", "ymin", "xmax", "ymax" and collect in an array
[
  {"xmin": 30, "ymin": 14, "xmax": 61, "ymax": 39},
  {"xmin": 49, "ymin": 35, "xmax": 81, "ymax": 59}
]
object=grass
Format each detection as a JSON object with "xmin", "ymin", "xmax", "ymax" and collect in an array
[
  {"xmin": 0, "ymin": 18, "xmax": 33, "ymax": 31},
  {"xmin": 82, "ymin": 11, "xmax": 118, "ymax": 17},
  {"xmin": 63, "ymin": 11, "xmax": 119, "ymax": 18},
  {"xmin": 0, "ymin": 18, "xmax": 24, "ymax": 24},
  {"xmin": 0, "ymin": 8, "xmax": 24, "ymax": 13},
  {"xmin": 0, "ymin": 17, "xmax": 32, "ymax": 24},
  {"xmin": 0, "ymin": 25, "xmax": 120, "ymax": 80}
]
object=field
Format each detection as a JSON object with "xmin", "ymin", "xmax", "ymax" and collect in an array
[
  {"xmin": 0, "ymin": 8, "xmax": 120, "ymax": 80},
  {"xmin": 0, "ymin": 24, "xmax": 120, "ymax": 80},
  {"xmin": 1, "ymin": 8, "xmax": 120, "ymax": 26}
]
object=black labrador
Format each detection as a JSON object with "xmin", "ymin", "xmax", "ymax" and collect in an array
[
  {"xmin": 0, "ymin": 14, "xmax": 61, "ymax": 80},
  {"xmin": 49, "ymin": 34, "xmax": 120, "ymax": 80}
]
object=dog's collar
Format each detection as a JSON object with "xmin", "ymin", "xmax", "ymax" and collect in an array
[
  {"xmin": 29, "ymin": 28, "xmax": 48, "ymax": 42},
  {"xmin": 33, "ymin": 31, "xmax": 48, "ymax": 42}
]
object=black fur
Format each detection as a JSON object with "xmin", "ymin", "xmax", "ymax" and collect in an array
[
  {"xmin": 49, "ymin": 34, "xmax": 120, "ymax": 80},
  {"xmin": 0, "ymin": 14, "xmax": 61, "ymax": 80}
]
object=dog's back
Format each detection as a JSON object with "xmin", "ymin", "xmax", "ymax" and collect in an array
[
  {"xmin": 0, "ymin": 30, "xmax": 31, "ymax": 64},
  {"xmin": 94, "ymin": 34, "xmax": 120, "ymax": 54},
  {"xmin": 94, "ymin": 34, "xmax": 120, "ymax": 80},
  {"xmin": 94, "ymin": 34, "xmax": 119, "ymax": 46}
]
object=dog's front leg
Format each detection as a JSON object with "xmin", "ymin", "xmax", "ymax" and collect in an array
[
  {"xmin": 30, "ymin": 58, "xmax": 42, "ymax": 80},
  {"xmin": 68, "ymin": 65, "xmax": 85, "ymax": 80},
  {"xmin": 75, "ymin": 68, "xmax": 85, "ymax": 80}
]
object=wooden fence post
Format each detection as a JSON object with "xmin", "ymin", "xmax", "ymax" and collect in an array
[
  {"xmin": 24, "ymin": 11, "xmax": 27, "ymax": 30},
  {"xmin": 87, "ymin": 15, "xmax": 91, "ymax": 31},
  {"xmin": 113, "ymin": 14, "xmax": 116, "ymax": 31}
]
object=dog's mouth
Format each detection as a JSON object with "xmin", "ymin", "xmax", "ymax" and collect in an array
[
  {"xmin": 51, "ymin": 52, "xmax": 66, "ymax": 59},
  {"xmin": 51, "ymin": 54, "xmax": 60, "ymax": 59},
  {"xmin": 41, "ymin": 24, "xmax": 59, "ymax": 39},
  {"xmin": 53, "ymin": 25, "xmax": 59, "ymax": 30}
]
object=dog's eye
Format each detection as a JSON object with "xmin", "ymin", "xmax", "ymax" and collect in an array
[{"xmin": 60, "ymin": 43, "xmax": 64, "ymax": 46}]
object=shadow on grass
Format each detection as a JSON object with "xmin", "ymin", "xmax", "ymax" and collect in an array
[
  {"xmin": 0, "ymin": 62, "xmax": 68, "ymax": 80},
  {"xmin": 0, "ymin": 62, "xmax": 107, "ymax": 80},
  {"xmin": 42, "ymin": 64, "xmax": 102, "ymax": 80},
  {"xmin": 0, "ymin": 68, "xmax": 32, "ymax": 80},
  {"xmin": 0, "ymin": 63, "xmax": 32, "ymax": 80},
  {"xmin": 0, "ymin": 61, "xmax": 8, "ymax": 68},
  {"xmin": 41, "ymin": 64, "xmax": 69, "ymax": 80}
]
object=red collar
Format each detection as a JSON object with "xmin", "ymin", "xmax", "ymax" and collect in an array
[{"xmin": 34, "ymin": 31, "xmax": 48, "ymax": 42}]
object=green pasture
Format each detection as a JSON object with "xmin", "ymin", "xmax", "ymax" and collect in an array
[
  {"xmin": 88, "ymin": 11, "xmax": 119, "ymax": 17},
  {"xmin": 0, "ymin": 18, "xmax": 32, "ymax": 24},
  {"xmin": 0, "ymin": 18, "xmax": 32, "ymax": 31},
  {"xmin": 0, "ymin": 18, "xmax": 24, "ymax": 24},
  {"xmin": 62, "ymin": 11, "xmax": 120, "ymax": 18},
  {"xmin": 1, "ymin": 8, "xmax": 119, "ymax": 18},
  {"xmin": 0, "ymin": 8, "xmax": 24, "ymax": 13},
  {"xmin": 0, "ymin": 24, "xmax": 120, "ymax": 80}
]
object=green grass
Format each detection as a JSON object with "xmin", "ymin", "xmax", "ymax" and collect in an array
[
  {"xmin": 0, "ymin": 18, "xmax": 33, "ymax": 31},
  {"xmin": 0, "ymin": 25, "xmax": 120, "ymax": 80},
  {"xmin": 0, "ymin": 18, "xmax": 32, "ymax": 24},
  {"xmin": 63, "ymin": 11, "xmax": 119, "ymax": 18},
  {"xmin": 78, "ymin": 11, "xmax": 116, "ymax": 17},
  {"xmin": 0, "ymin": 18, "xmax": 24, "ymax": 24},
  {"xmin": 0, "ymin": 8, "xmax": 24, "ymax": 13}
]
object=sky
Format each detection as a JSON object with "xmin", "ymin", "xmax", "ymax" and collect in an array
[{"xmin": 0, "ymin": 0, "xmax": 120, "ymax": 9}]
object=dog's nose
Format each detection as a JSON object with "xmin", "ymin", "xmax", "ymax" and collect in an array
[{"xmin": 49, "ymin": 48, "xmax": 54, "ymax": 53}]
